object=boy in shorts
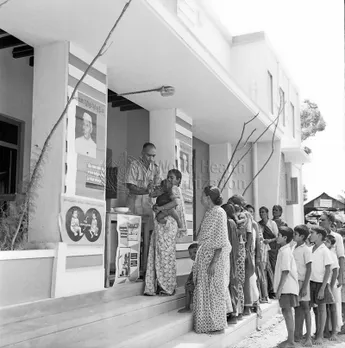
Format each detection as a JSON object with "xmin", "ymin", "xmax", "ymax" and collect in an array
[
  {"xmin": 178, "ymin": 243, "xmax": 198, "ymax": 313},
  {"xmin": 274, "ymin": 226, "xmax": 299, "ymax": 348},
  {"xmin": 293, "ymin": 225, "xmax": 312, "ymax": 347},
  {"xmin": 325, "ymin": 234, "xmax": 339, "ymax": 340},
  {"xmin": 309, "ymin": 226, "xmax": 334, "ymax": 345}
]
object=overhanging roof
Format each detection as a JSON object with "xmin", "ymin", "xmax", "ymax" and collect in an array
[{"xmin": 0, "ymin": 0, "xmax": 280, "ymax": 144}]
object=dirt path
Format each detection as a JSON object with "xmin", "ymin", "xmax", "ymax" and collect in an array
[{"xmin": 232, "ymin": 314, "xmax": 345, "ymax": 348}]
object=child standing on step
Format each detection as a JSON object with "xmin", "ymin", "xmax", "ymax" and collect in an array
[
  {"xmin": 292, "ymin": 225, "xmax": 312, "ymax": 347},
  {"xmin": 178, "ymin": 243, "xmax": 198, "ymax": 313},
  {"xmin": 274, "ymin": 226, "xmax": 299, "ymax": 348}
]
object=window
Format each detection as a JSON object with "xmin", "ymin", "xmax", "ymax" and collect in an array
[
  {"xmin": 268, "ymin": 71, "xmax": 273, "ymax": 114},
  {"xmin": 290, "ymin": 102, "xmax": 295, "ymax": 138},
  {"xmin": 279, "ymin": 88, "xmax": 286, "ymax": 126},
  {"xmin": 0, "ymin": 116, "xmax": 21, "ymax": 200},
  {"xmin": 287, "ymin": 177, "xmax": 299, "ymax": 205}
]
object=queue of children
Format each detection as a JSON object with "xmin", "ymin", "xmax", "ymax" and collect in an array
[{"xmin": 177, "ymin": 196, "xmax": 345, "ymax": 346}]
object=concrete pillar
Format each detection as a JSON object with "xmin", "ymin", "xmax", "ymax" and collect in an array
[
  {"xmin": 209, "ymin": 142, "xmax": 232, "ymax": 202},
  {"xmin": 29, "ymin": 42, "xmax": 69, "ymax": 243},
  {"xmin": 150, "ymin": 109, "xmax": 194, "ymax": 276}
]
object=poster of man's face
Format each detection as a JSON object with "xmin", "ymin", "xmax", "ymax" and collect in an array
[{"xmin": 75, "ymin": 106, "xmax": 97, "ymax": 158}]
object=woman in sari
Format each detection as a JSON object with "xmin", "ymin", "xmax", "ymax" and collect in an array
[
  {"xmin": 258, "ymin": 206, "xmax": 279, "ymax": 299},
  {"xmin": 222, "ymin": 203, "xmax": 239, "ymax": 323},
  {"xmin": 144, "ymin": 169, "xmax": 187, "ymax": 296},
  {"xmin": 272, "ymin": 205, "xmax": 288, "ymax": 228},
  {"xmin": 193, "ymin": 186, "xmax": 232, "ymax": 334}
]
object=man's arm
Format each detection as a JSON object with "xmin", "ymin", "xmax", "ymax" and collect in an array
[{"xmin": 126, "ymin": 183, "xmax": 149, "ymax": 196}]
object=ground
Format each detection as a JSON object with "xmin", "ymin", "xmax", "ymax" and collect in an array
[{"xmin": 232, "ymin": 314, "xmax": 345, "ymax": 348}]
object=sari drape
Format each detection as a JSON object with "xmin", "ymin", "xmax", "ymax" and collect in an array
[{"xmin": 144, "ymin": 186, "xmax": 187, "ymax": 295}]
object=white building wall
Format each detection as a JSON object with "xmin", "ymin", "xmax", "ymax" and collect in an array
[
  {"xmin": 148, "ymin": 0, "xmax": 232, "ymax": 73},
  {"xmin": 0, "ymin": 48, "xmax": 33, "ymax": 187}
]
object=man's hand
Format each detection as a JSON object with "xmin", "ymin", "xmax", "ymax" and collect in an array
[
  {"xmin": 263, "ymin": 239, "xmax": 270, "ymax": 245},
  {"xmin": 153, "ymin": 205, "xmax": 160, "ymax": 213},
  {"xmin": 276, "ymin": 289, "xmax": 282, "ymax": 300},
  {"xmin": 147, "ymin": 181, "xmax": 154, "ymax": 192},
  {"xmin": 337, "ymin": 273, "xmax": 344, "ymax": 287}
]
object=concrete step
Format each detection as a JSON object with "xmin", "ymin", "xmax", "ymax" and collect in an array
[
  {"xmin": 1, "ymin": 288, "xmax": 185, "ymax": 347},
  {"xmin": 0, "ymin": 281, "xmax": 144, "ymax": 326},
  {"xmin": 160, "ymin": 301, "xmax": 280, "ymax": 348}
]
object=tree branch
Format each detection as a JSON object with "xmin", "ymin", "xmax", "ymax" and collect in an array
[
  {"xmin": 217, "ymin": 112, "xmax": 259, "ymax": 189},
  {"xmin": 11, "ymin": 0, "xmax": 133, "ymax": 250},
  {"xmin": 0, "ymin": 0, "xmax": 10, "ymax": 8},
  {"xmin": 242, "ymin": 92, "xmax": 285, "ymax": 196}
]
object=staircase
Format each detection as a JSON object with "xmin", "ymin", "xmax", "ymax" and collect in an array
[{"xmin": 0, "ymin": 282, "xmax": 279, "ymax": 348}]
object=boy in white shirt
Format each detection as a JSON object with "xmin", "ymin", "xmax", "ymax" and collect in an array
[
  {"xmin": 325, "ymin": 234, "xmax": 339, "ymax": 341},
  {"xmin": 275, "ymin": 226, "xmax": 299, "ymax": 348},
  {"xmin": 292, "ymin": 225, "xmax": 312, "ymax": 347},
  {"xmin": 309, "ymin": 226, "xmax": 334, "ymax": 345}
]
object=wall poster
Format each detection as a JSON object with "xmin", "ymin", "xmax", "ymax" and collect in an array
[
  {"xmin": 72, "ymin": 92, "xmax": 106, "ymax": 200},
  {"xmin": 60, "ymin": 195, "xmax": 105, "ymax": 245},
  {"xmin": 113, "ymin": 214, "xmax": 142, "ymax": 285}
]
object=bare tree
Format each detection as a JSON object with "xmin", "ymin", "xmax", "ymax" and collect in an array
[
  {"xmin": 219, "ymin": 91, "xmax": 285, "ymax": 195},
  {"xmin": 10, "ymin": 0, "xmax": 133, "ymax": 250}
]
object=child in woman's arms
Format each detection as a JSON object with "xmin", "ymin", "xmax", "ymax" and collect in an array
[
  {"xmin": 153, "ymin": 179, "xmax": 183, "ymax": 229},
  {"xmin": 178, "ymin": 243, "xmax": 198, "ymax": 313}
]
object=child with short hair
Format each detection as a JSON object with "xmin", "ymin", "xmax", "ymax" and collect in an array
[
  {"xmin": 293, "ymin": 225, "xmax": 312, "ymax": 347},
  {"xmin": 178, "ymin": 243, "xmax": 198, "ymax": 313},
  {"xmin": 325, "ymin": 234, "xmax": 339, "ymax": 341},
  {"xmin": 309, "ymin": 226, "xmax": 334, "ymax": 345},
  {"xmin": 274, "ymin": 226, "xmax": 299, "ymax": 348},
  {"xmin": 154, "ymin": 179, "xmax": 183, "ymax": 229},
  {"xmin": 338, "ymin": 228, "xmax": 345, "ymax": 333}
]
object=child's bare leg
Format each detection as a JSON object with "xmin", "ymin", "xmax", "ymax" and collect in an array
[
  {"xmin": 294, "ymin": 305, "xmax": 304, "ymax": 341},
  {"xmin": 178, "ymin": 289, "xmax": 192, "ymax": 313},
  {"xmin": 301, "ymin": 301, "xmax": 312, "ymax": 346},
  {"xmin": 166, "ymin": 208, "xmax": 183, "ymax": 228},
  {"xmin": 330, "ymin": 303, "xmax": 338, "ymax": 341},
  {"xmin": 279, "ymin": 307, "xmax": 295, "ymax": 347},
  {"xmin": 156, "ymin": 211, "xmax": 168, "ymax": 224},
  {"xmin": 315, "ymin": 303, "xmax": 326, "ymax": 345}
]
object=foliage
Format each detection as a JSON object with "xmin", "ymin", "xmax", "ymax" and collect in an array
[
  {"xmin": 303, "ymin": 185, "xmax": 308, "ymax": 202},
  {"xmin": 303, "ymin": 146, "xmax": 312, "ymax": 154},
  {"xmin": 300, "ymin": 99, "xmax": 326, "ymax": 142}
]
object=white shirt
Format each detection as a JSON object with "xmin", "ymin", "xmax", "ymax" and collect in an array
[
  {"xmin": 330, "ymin": 231, "xmax": 345, "ymax": 259},
  {"xmin": 75, "ymin": 136, "xmax": 97, "ymax": 158},
  {"xmin": 310, "ymin": 243, "xmax": 333, "ymax": 283},
  {"xmin": 293, "ymin": 243, "xmax": 312, "ymax": 281},
  {"xmin": 274, "ymin": 243, "xmax": 299, "ymax": 295},
  {"xmin": 329, "ymin": 248, "xmax": 339, "ymax": 284}
]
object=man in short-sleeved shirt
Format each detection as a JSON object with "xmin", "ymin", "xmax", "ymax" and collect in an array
[
  {"xmin": 125, "ymin": 143, "xmax": 161, "ymax": 275},
  {"xmin": 125, "ymin": 143, "xmax": 161, "ymax": 218}
]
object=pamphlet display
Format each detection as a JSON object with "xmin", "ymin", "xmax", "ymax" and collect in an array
[{"xmin": 114, "ymin": 214, "xmax": 142, "ymax": 284}]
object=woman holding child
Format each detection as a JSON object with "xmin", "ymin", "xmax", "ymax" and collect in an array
[
  {"xmin": 258, "ymin": 206, "xmax": 279, "ymax": 299},
  {"xmin": 193, "ymin": 186, "xmax": 232, "ymax": 334},
  {"xmin": 144, "ymin": 169, "xmax": 187, "ymax": 296}
]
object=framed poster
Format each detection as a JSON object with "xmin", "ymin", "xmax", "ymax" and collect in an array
[
  {"xmin": 60, "ymin": 195, "xmax": 105, "ymax": 245},
  {"xmin": 114, "ymin": 214, "xmax": 142, "ymax": 285}
]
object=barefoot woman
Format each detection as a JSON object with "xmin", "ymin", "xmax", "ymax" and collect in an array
[{"xmin": 193, "ymin": 186, "xmax": 232, "ymax": 334}]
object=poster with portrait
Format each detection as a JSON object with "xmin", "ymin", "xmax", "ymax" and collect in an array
[
  {"xmin": 66, "ymin": 91, "xmax": 106, "ymax": 200},
  {"xmin": 114, "ymin": 214, "xmax": 142, "ymax": 284},
  {"xmin": 60, "ymin": 195, "xmax": 105, "ymax": 245},
  {"xmin": 175, "ymin": 139, "xmax": 193, "ymax": 213}
]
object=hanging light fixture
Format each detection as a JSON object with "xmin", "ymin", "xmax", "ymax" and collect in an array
[{"xmin": 117, "ymin": 85, "xmax": 175, "ymax": 97}]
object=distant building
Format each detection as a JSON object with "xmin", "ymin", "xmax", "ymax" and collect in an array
[{"xmin": 304, "ymin": 192, "xmax": 345, "ymax": 216}]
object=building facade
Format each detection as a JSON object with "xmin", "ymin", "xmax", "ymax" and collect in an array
[{"xmin": 0, "ymin": 0, "xmax": 309, "ymax": 306}]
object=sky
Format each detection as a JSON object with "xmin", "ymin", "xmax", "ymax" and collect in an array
[{"xmin": 210, "ymin": 0, "xmax": 345, "ymax": 201}]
